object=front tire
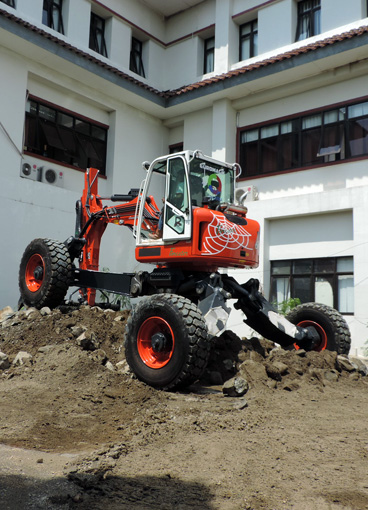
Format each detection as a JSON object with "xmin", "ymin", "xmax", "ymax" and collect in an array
[
  {"xmin": 125, "ymin": 294, "xmax": 210, "ymax": 391},
  {"xmin": 286, "ymin": 302, "xmax": 351, "ymax": 355},
  {"xmin": 19, "ymin": 238, "xmax": 72, "ymax": 309}
]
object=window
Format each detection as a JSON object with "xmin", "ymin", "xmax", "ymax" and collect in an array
[
  {"xmin": 42, "ymin": 0, "xmax": 64, "ymax": 34},
  {"xmin": 296, "ymin": 0, "xmax": 321, "ymax": 41},
  {"xmin": 239, "ymin": 99, "xmax": 368, "ymax": 178},
  {"xmin": 1, "ymin": 0, "xmax": 15, "ymax": 6},
  {"xmin": 130, "ymin": 37, "xmax": 145, "ymax": 78},
  {"xmin": 270, "ymin": 257, "xmax": 354, "ymax": 314},
  {"xmin": 24, "ymin": 97, "xmax": 108, "ymax": 175},
  {"xmin": 89, "ymin": 12, "xmax": 108, "ymax": 57},
  {"xmin": 169, "ymin": 143, "xmax": 184, "ymax": 154},
  {"xmin": 239, "ymin": 20, "xmax": 258, "ymax": 61},
  {"xmin": 203, "ymin": 36, "xmax": 215, "ymax": 74}
]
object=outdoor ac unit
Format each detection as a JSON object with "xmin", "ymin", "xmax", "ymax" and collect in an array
[
  {"xmin": 20, "ymin": 160, "xmax": 42, "ymax": 182},
  {"xmin": 40, "ymin": 167, "xmax": 64, "ymax": 188},
  {"xmin": 235, "ymin": 185, "xmax": 258, "ymax": 204}
]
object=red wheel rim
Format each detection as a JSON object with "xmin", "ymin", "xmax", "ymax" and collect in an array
[
  {"xmin": 137, "ymin": 316, "xmax": 175, "ymax": 369},
  {"xmin": 25, "ymin": 254, "xmax": 45, "ymax": 292},
  {"xmin": 296, "ymin": 320, "xmax": 328, "ymax": 351}
]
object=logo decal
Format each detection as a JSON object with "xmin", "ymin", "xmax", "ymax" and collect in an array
[{"xmin": 203, "ymin": 213, "xmax": 252, "ymax": 256}]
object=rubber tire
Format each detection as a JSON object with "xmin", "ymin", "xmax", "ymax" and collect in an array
[
  {"xmin": 19, "ymin": 238, "xmax": 72, "ymax": 309},
  {"xmin": 286, "ymin": 302, "xmax": 351, "ymax": 354},
  {"xmin": 125, "ymin": 294, "xmax": 210, "ymax": 391}
]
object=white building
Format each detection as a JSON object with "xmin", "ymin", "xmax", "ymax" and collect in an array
[{"xmin": 0, "ymin": 0, "xmax": 367, "ymax": 354}]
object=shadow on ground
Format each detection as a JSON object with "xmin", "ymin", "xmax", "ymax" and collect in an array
[{"xmin": 0, "ymin": 473, "xmax": 215, "ymax": 510}]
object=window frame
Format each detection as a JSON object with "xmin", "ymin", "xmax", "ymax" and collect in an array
[
  {"xmin": 238, "ymin": 98, "xmax": 368, "ymax": 179},
  {"xmin": 129, "ymin": 37, "xmax": 146, "ymax": 78},
  {"xmin": 89, "ymin": 12, "xmax": 108, "ymax": 58},
  {"xmin": 239, "ymin": 19, "xmax": 258, "ymax": 61},
  {"xmin": 270, "ymin": 257, "xmax": 354, "ymax": 315},
  {"xmin": 42, "ymin": 0, "xmax": 64, "ymax": 34},
  {"xmin": 24, "ymin": 96, "xmax": 108, "ymax": 176},
  {"xmin": 296, "ymin": 0, "xmax": 321, "ymax": 41},
  {"xmin": 203, "ymin": 36, "xmax": 215, "ymax": 74}
]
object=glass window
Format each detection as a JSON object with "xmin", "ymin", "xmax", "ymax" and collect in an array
[
  {"xmin": 130, "ymin": 37, "xmax": 146, "ymax": 78},
  {"xmin": 239, "ymin": 20, "xmax": 258, "ymax": 61},
  {"xmin": 42, "ymin": 0, "xmax": 64, "ymax": 34},
  {"xmin": 203, "ymin": 36, "xmax": 215, "ymax": 74},
  {"xmin": 239, "ymin": 98, "xmax": 368, "ymax": 178},
  {"xmin": 338, "ymin": 275, "xmax": 354, "ymax": 313},
  {"xmin": 24, "ymin": 97, "xmax": 108, "ymax": 175},
  {"xmin": 296, "ymin": 0, "xmax": 321, "ymax": 41},
  {"xmin": 89, "ymin": 12, "xmax": 108, "ymax": 57},
  {"xmin": 1, "ymin": 0, "xmax": 15, "ymax": 7},
  {"xmin": 270, "ymin": 257, "xmax": 354, "ymax": 314}
]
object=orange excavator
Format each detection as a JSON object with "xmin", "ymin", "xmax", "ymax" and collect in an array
[{"xmin": 18, "ymin": 150, "xmax": 350, "ymax": 390}]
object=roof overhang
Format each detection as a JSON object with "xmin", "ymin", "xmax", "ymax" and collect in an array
[{"xmin": 1, "ymin": 8, "xmax": 368, "ymax": 120}]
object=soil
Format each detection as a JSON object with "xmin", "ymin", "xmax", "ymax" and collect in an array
[{"xmin": 0, "ymin": 305, "xmax": 368, "ymax": 510}]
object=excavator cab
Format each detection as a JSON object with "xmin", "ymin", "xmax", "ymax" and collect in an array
[{"xmin": 135, "ymin": 150, "xmax": 260, "ymax": 271}]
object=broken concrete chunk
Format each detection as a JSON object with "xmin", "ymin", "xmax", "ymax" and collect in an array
[
  {"xmin": 40, "ymin": 307, "xmax": 52, "ymax": 316},
  {"xmin": 222, "ymin": 376, "xmax": 249, "ymax": 397},
  {"xmin": 70, "ymin": 325, "xmax": 88, "ymax": 338},
  {"xmin": 77, "ymin": 331, "xmax": 100, "ymax": 351},
  {"xmin": 13, "ymin": 351, "xmax": 33, "ymax": 366},
  {"xmin": 337, "ymin": 355, "xmax": 356, "ymax": 373},
  {"xmin": 349, "ymin": 357, "xmax": 368, "ymax": 376}
]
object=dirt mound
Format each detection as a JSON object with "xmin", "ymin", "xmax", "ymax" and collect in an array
[{"xmin": 1, "ymin": 305, "xmax": 368, "ymax": 510}]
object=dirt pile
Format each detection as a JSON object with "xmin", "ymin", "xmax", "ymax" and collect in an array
[{"xmin": 1, "ymin": 304, "xmax": 368, "ymax": 510}]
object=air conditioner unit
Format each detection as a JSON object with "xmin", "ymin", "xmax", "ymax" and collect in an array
[
  {"xmin": 20, "ymin": 160, "xmax": 42, "ymax": 182},
  {"xmin": 40, "ymin": 167, "xmax": 64, "ymax": 188},
  {"xmin": 235, "ymin": 185, "xmax": 258, "ymax": 204}
]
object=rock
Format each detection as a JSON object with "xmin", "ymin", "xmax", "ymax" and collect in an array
[
  {"xmin": 239, "ymin": 360, "xmax": 268, "ymax": 386},
  {"xmin": 234, "ymin": 398, "xmax": 248, "ymax": 410},
  {"xmin": 323, "ymin": 369, "xmax": 340, "ymax": 382},
  {"xmin": 337, "ymin": 355, "xmax": 356, "ymax": 373},
  {"xmin": 0, "ymin": 352, "xmax": 10, "ymax": 370},
  {"xmin": 13, "ymin": 351, "xmax": 33, "ymax": 366},
  {"xmin": 116, "ymin": 359, "xmax": 131, "ymax": 375},
  {"xmin": 77, "ymin": 331, "xmax": 100, "ymax": 351},
  {"xmin": 0, "ymin": 306, "xmax": 15, "ymax": 323},
  {"xmin": 70, "ymin": 325, "xmax": 87, "ymax": 337},
  {"xmin": 222, "ymin": 376, "xmax": 249, "ymax": 397},
  {"xmin": 90, "ymin": 349, "xmax": 108, "ymax": 364},
  {"xmin": 349, "ymin": 357, "xmax": 368, "ymax": 376},
  {"xmin": 38, "ymin": 345, "xmax": 57, "ymax": 354},
  {"xmin": 40, "ymin": 307, "xmax": 51, "ymax": 316},
  {"xmin": 265, "ymin": 361, "xmax": 288, "ymax": 381},
  {"xmin": 282, "ymin": 380, "xmax": 300, "ymax": 391},
  {"xmin": 249, "ymin": 350, "xmax": 264, "ymax": 363},
  {"xmin": 105, "ymin": 361, "xmax": 115, "ymax": 372},
  {"xmin": 295, "ymin": 349, "xmax": 307, "ymax": 357}
]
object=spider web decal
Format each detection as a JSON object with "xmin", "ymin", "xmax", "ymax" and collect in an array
[{"xmin": 202, "ymin": 213, "xmax": 252, "ymax": 255}]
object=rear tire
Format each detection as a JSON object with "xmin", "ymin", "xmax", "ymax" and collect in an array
[
  {"xmin": 19, "ymin": 238, "xmax": 72, "ymax": 309},
  {"xmin": 125, "ymin": 294, "xmax": 210, "ymax": 391},
  {"xmin": 286, "ymin": 302, "xmax": 351, "ymax": 354}
]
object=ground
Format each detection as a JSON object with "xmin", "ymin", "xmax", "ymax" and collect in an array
[{"xmin": 0, "ymin": 305, "xmax": 367, "ymax": 510}]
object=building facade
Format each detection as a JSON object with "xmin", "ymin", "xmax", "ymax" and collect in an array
[{"xmin": 0, "ymin": 0, "xmax": 367, "ymax": 354}]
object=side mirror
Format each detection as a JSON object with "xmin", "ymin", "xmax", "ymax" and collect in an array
[{"xmin": 142, "ymin": 161, "xmax": 150, "ymax": 172}]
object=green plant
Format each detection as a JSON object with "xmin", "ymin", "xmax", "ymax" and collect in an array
[{"xmin": 274, "ymin": 297, "xmax": 301, "ymax": 316}]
